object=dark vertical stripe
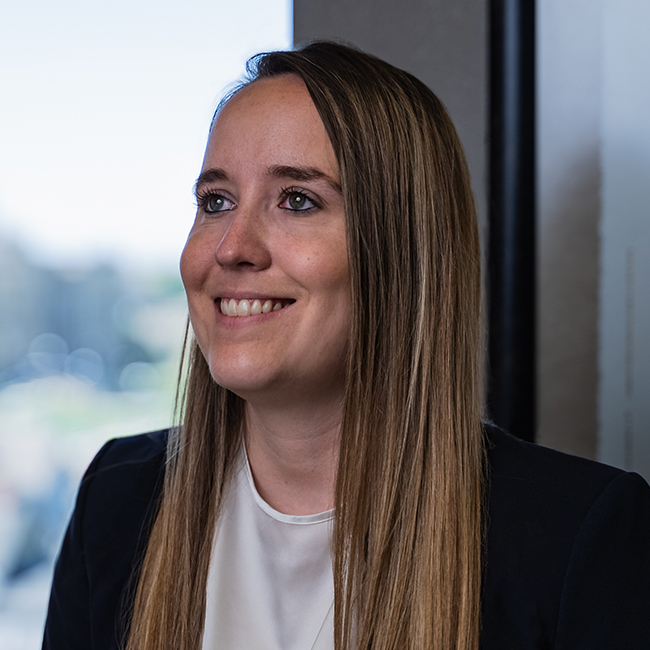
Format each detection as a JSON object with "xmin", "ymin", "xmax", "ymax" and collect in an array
[{"xmin": 488, "ymin": 0, "xmax": 536, "ymax": 441}]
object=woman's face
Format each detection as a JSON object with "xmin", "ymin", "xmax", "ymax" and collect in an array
[{"xmin": 181, "ymin": 75, "xmax": 350, "ymax": 405}]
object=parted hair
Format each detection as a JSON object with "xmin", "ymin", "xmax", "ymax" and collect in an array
[{"xmin": 126, "ymin": 41, "xmax": 485, "ymax": 650}]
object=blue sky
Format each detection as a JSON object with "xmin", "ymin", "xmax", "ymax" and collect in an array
[{"xmin": 0, "ymin": 0, "xmax": 291, "ymax": 270}]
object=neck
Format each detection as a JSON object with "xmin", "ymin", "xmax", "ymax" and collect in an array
[{"xmin": 243, "ymin": 392, "xmax": 342, "ymax": 516}]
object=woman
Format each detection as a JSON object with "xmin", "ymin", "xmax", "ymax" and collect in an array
[{"xmin": 43, "ymin": 42, "xmax": 650, "ymax": 650}]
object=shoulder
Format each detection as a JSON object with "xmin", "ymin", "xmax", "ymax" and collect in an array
[
  {"xmin": 78, "ymin": 429, "xmax": 169, "ymax": 542},
  {"xmin": 481, "ymin": 423, "xmax": 650, "ymax": 649},
  {"xmin": 43, "ymin": 430, "xmax": 170, "ymax": 650},
  {"xmin": 83, "ymin": 428, "xmax": 169, "ymax": 480},
  {"xmin": 483, "ymin": 423, "xmax": 650, "ymax": 545},
  {"xmin": 484, "ymin": 423, "xmax": 636, "ymax": 510},
  {"xmin": 483, "ymin": 421, "xmax": 650, "ymax": 562}
]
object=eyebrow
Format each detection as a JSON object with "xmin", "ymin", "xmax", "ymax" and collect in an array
[
  {"xmin": 268, "ymin": 165, "xmax": 342, "ymax": 193},
  {"xmin": 194, "ymin": 168, "xmax": 228, "ymax": 195},
  {"xmin": 194, "ymin": 165, "xmax": 342, "ymax": 195}
]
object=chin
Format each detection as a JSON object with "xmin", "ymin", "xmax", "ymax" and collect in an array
[{"xmin": 206, "ymin": 357, "xmax": 279, "ymax": 400}]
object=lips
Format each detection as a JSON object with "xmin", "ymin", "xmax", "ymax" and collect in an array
[{"xmin": 218, "ymin": 297, "xmax": 294, "ymax": 317}]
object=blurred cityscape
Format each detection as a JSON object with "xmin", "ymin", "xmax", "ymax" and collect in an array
[{"xmin": 0, "ymin": 233, "xmax": 187, "ymax": 648}]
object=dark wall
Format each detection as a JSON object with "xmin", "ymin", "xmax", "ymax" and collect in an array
[{"xmin": 294, "ymin": 0, "xmax": 489, "ymax": 241}]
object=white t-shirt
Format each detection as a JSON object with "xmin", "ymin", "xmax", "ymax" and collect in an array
[{"xmin": 201, "ymin": 450, "xmax": 335, "ymax": 650}]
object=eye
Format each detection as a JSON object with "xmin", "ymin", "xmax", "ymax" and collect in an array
[
  {"xmin": 206, "ymin": 194, "xmax": 235, "ymax": 213},
  {"xmin": 279, "ymin": 189, "xmax": 320, "ymax": 212},
  {"xmin": 196, "ymin": 191, "xmax": 235, "ymax": 214}
]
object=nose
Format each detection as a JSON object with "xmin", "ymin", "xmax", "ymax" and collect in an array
[{"xmin": 214, "ymin": 210, "xmax": 272, "ymax": 270}]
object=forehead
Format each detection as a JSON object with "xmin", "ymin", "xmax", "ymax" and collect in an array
[
  {"xmin": 222, "ymin": 74, "xmax": 315, "ymax": 119},
  {"xmin": 204, "ymin": 76, "xmax": 337, "ymax": 174}
]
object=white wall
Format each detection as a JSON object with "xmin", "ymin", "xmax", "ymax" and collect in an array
[
  {"xmin": 537, "ymin": 0, "xmax": 601, "ymax": 457},
  {"xmin": 538, "ymin": 0, "xmax": 650, "ymax": 478},
  {"xmin": 599, "ymin": 0, "xmax": 650, "ymax": 477}
]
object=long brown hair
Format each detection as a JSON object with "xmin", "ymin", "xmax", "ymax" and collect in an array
[{"xmin": 126, "ymin": 41, "xmax": 484, "ymax": 650}]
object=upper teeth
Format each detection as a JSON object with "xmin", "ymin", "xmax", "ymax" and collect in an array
[{"xmin": 220, "ymin": 298, "xmax": 285, "ymax": 317}]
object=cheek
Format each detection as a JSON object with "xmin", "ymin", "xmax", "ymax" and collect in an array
[
  {"xmin": 180, "ymin": 230, "xmax": 211, "ymax": 294},
  {"xmin": 291, "ymin": 233, "xmax": 349, "ymax": 296},
  {"xmin": 317, "ymin": 249, "xmax": 350, "ymax": 299},
  {"xmin": 180, "ymin": 238, "xmax": 213, "ymax": 356}
]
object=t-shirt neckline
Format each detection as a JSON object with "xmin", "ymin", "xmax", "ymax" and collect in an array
[{"xmin": 242, "ymin": 449, "xmax": 335, "ymax": 525}]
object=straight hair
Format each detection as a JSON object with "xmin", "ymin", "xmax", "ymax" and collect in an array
[{"xmin": 126, "ymin": 41, "xmax": 485, "ymax": 650}]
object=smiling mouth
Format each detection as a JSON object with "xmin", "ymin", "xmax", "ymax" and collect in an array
[{"xmin": 218, "ymin": 298, "xmax": 295, "ymax": 317}]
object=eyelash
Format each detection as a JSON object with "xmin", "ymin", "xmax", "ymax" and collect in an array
[{"xmin": 194, "ymin": 187, "xmax": 322, "ymax": 213}]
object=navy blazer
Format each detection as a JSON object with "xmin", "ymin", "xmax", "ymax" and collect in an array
[{"xmin": 42, "ymin": 425, "xmax": 650, "ymax": 649}]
